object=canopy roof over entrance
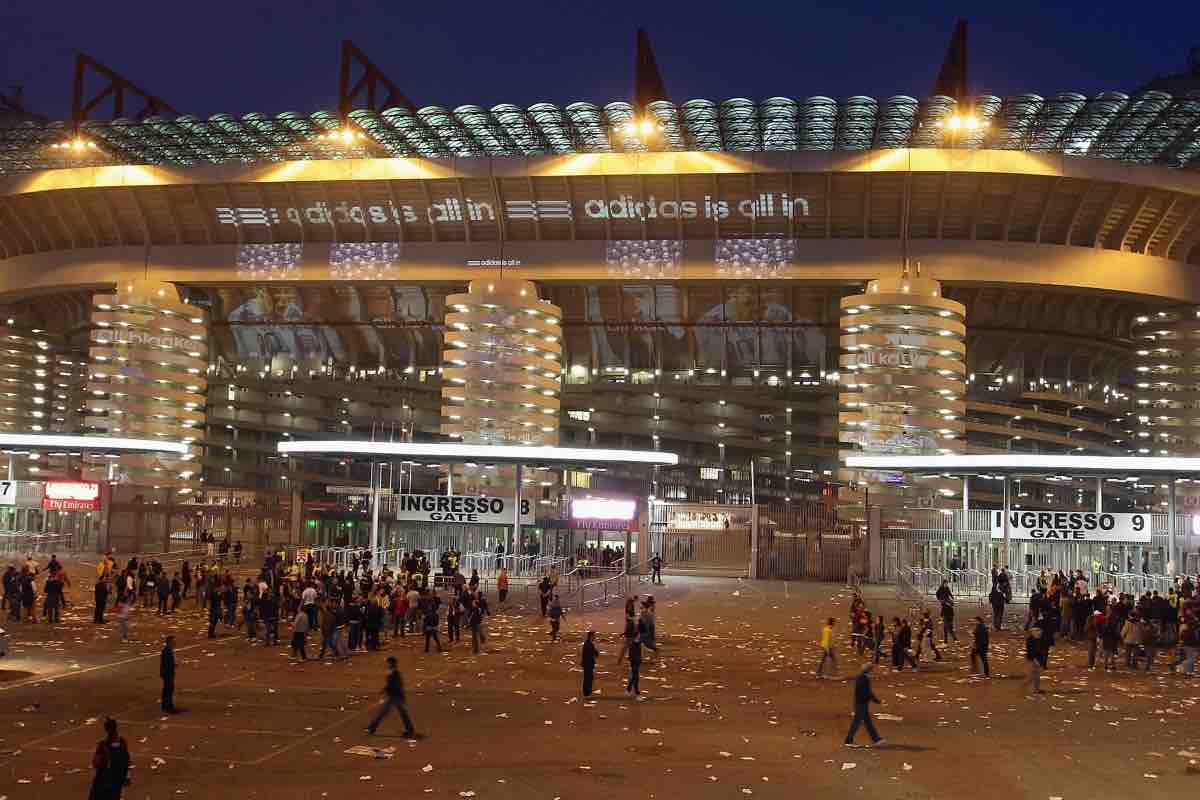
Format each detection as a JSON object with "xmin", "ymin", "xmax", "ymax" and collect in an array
[
  {"xmin": 846, "ymin": 454, "xmax": 1200, "ymax": 477},
  {"xmin": 277, "ymin": 440, "xmax": 678, "ymax": 467},
  {"xmin": 0, "ymin": 432, "xmax": 189, "ymax": 456}
]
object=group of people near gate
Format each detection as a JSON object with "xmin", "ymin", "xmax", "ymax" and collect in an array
[
  {"xmin": 836, "ymin": 583, "xmax": 988, "ymax": 677},
  {"xmin": 2, "ymin": 554, "xmax": 72, "ymax": 624},
  {"xmin": 833, "ymin": 565, "xmax": 1200, "ymax": 693},
  {"xmin": 1012, "ymin": 566, "xmax": 1200, "ymax": 680},
  {"xmin": 241, "ymin": 548, "xmax": 503, "ymax": 660}
]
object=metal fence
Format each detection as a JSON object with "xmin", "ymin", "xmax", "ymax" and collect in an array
[
  {"xmin": 577, "ymin": 570, "xmax": 631, "ymax": 610},
  {"xmin": 756, "ymin": 500, "xmax": 864, "ymax": 583}
]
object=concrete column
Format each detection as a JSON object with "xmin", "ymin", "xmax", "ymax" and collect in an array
[
  {"xmin": 1169, "ymin": 479, "xmax": 1177, "ymax": 577},
  {"xmin": 868, "ymin": 505, "xmax": 882, "ymax": 581},
  {"xmin": 511, "ymin": 464, "xmax": 523, "ymax": 556},
  {"xmin": 96, "ymin": 481, "xmax": 112, "ymax": 555},
  {"xmin": 1002, "ymin": 476, "xmax": 1011, "ymax": 568},
  {"xmin": 289, "ymin": 488, "xmax": 303, "ymax": 545},
  {"xmin": 370, "ymin": 463, "xmax": 381, "ymax": 557},
  {"xmin": 749, "ymin": 504, "xmax": 759, "ymax": 579}
]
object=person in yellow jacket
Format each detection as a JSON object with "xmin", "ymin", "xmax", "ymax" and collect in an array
[{"xmin": 817, "ymin": 617, "xmax": 838, "ymax": 678}]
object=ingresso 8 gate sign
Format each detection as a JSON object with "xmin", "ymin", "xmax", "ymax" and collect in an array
[{"xmin": 990, "ymin": 511, "xmax": 1152, "ymax": 543}]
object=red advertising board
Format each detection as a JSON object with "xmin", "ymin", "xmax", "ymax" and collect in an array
[{"xmin": 43, "ymin": 480, "xmax": 101, "ymax": 511}]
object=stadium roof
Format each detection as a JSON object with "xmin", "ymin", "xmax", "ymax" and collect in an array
[{"xmin": 2, "ymin": 91, "xmax": 1199, "ymax": 176}]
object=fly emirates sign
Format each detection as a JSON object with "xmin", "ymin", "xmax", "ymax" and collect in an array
[{"xmin": 990, "ymin": 511, "xmax": 1151, "ymax": 543}]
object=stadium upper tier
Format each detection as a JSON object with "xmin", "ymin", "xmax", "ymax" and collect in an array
[{"xmin": 3, "ymin": 91, "xmax": 1199, "ymax": 175}]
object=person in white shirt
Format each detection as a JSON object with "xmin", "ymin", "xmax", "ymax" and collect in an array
[{"xmin": 301, "ymin": 585, "xmax": 318, "ymax": 628}]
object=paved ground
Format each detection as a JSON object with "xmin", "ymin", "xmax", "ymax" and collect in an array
[{"xmin": 1, "ymin": 559, "xmax": 1198, "ymax": 800}]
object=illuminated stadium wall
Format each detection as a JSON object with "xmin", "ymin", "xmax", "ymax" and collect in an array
[{"xmin": 0, "ymin": 149, "xmax": 1197, "ymax": 524}]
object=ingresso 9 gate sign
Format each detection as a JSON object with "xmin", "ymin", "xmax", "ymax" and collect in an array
[{"xmin": 990, "ymin": 511, "xmax": 1152, "ymax": 543}]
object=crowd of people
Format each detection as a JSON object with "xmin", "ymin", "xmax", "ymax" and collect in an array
[
  {"xmin": 836, "ymin": 565, "xmax": 1200, "ymax": 694},
  {"xmin": 2, "ymin": 553, "xmax": 72, "ymax": 623}
]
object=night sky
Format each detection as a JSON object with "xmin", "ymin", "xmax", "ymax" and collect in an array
[{"xmin": 4, "ymin": 0, "xmax": 1199, "ymax": 121}]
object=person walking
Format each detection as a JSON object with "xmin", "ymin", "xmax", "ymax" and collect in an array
[
  {"xmin": 467, "ymin": 597, "xmax": 486, "ymax": 654},
  {"xmin": 446, "ymin": 595, "xmax": 462, "ymax": 645},
  {"xmin": 207, "ymin": 584, "xmax": 221, "ymax": 639},
  {"xmin": 581, "ymin": 631, "xmax": 599, "ymax": 697},
  {"xmin": 618, "ymin": 610, "xmax": 636, "ymax": 662},
  {"xmin": 1084, "ymin": 610, "xmax": 1103, "ymax": 669},
  {"xmin": 843, "ymin": 662, "xmax": 885, "ymax": 747},
  {"xmin": 538, "ymin": 577, "xmax": 552, "ymax": 618},
  {"xmin": 89, "ymin": 718, "xmax": 131, "ymax": 800},
  {"xmin": 626, "ymin": 628, "xmax": 643, "ymax": 698},
  {"xmin": 970, "ymin": 616, "xmax": 990, "ymax": 677},
  {"xmin": 94, "ymin": 575, "xmax": 109, "ymax": 624},
  {"xmin": 892, "ymin": 618, "xmax": 920, "ymax": 672},
  {"xmin": 318, "ymin": 601, "xmax": 337, "ymax": 660},
  {"xmin": 915, "ymin": 611, "xmax": 941, "ymax": 662},
  {"xmin": 366, "ymin": 657, "xmax": 415, "ymax": 738},
  {"xmin": 43, "ymin": 571, "xmax": 63, "ymax": 624},
  {"xmin": 816, "ymin": 617, "xmax": 838, "ymax": 678},
  {"xmin": 115, "ymin": 597, "xmax": 131, "ymax": 643},
  {"xmin": 423, "ymin": 600, "xmax": 443, "ymax": 653},
  {"xmin": 548, "ymin": 594, "xmax": 565, "ymax": 641},
  {"xmin": 290, "ymin": 607, "xmax": 310, "ymax": 661},
  {"xmin": 159, "ymin": 635, "xmax": 178, "ymax": 713},
  {"xmin": 1121, "ymin": 613, "xmax": 1143, "ymax": 669},
  {"xmin": 1102, "ymin": 613, "xmax": 1121, "ymax": 671},
  {"xmin": 497, "ymin": 567, "xmax": 509, "ymax": 605},
  {"xmin": 156, "ymin": 574, "xmax": 170, "ymax": 616},
  {"xmin": 1023, "ymin": 627, "xmax": 1044, "ymax": 695},
  {"xmin": 989, "ymin": 584, "xmax": 1006, "ymax": 631},
  {"xmin": 936, "ymin": 580, "xmax": 957, "ymax": 643},
  {"xmin": 871, "ymin": 614, "xmax": 886, "ymax": 665}
]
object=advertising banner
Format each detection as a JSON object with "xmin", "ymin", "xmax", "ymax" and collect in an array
[
  {"xmin": 990, "ymin": 510, "xmax": 1151, "ymax": 542},
  {"xmin": 43, "ymin": 480, "xmax": 101, "ymax": 512},
  {"xmin": 393, "ymin": 494, "xmax": 534, "ymax": 525}
]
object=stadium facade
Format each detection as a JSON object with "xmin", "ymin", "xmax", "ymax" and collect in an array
[{"xmin": 3, "ymin": 69, "xmax": 1200, "ymax": 576}]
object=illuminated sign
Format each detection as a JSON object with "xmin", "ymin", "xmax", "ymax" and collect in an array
[
  {"xmin": 571, "ymin": 498, "xmax": 636, "ymax": 520},
  {"xmin": 214, "ymin": 191, "xmax": 811, "ymax": 230},
  {"xmin": 990, "ymin": 511, "xmax": 1151, "ymax": 543},
  {"xmin": 43, "ymin": 480, "xmax": 101, "ymax": 511},
  {"xmin": 392, "ymin": 494, "xmax": 534, "ymax": 525}
]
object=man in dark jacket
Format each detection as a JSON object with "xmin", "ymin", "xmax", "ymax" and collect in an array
[
  {"xmin": 891, "ymin": 618, "xmax": 919, "ymax": 671},
  {"xmin": 93, "ymin": 575, "xmax": 108, "ymax": 624},
  {"xmin": 366, "ymin": 657, "xmax": 415, "ymax": 737},
  {"xmin": 159, "ymin": 635, "xmax": 178, "ymax": 713},
  {"xmin": 936, "ymin": 581, "xmax": 957, "ymax": 642},
  {"xmin": 970, "ymin": 616, "xmax": 990, "ymax": 677},
  {"xmin": 626, "ymin": 632, "xmax": 643, "ymax": 697},
  {"xmin": 844, "ymin": 662, "xmax": 885, "ymax": 747},
  {"xmin": 89, "ymin": 718, "xmax": 131, "ymax": 800},
  {"xmin": 581, "ymin": 630, "xmax": 599, "ymax": 697},
  {"xmin": 207, "ymin": 585, "xmax": 221, "ymax": 638},
  {"xmin": 989, "ymin": 585, "xmax": 1006, "ymax": 631}
]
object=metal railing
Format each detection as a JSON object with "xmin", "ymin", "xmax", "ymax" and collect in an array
[
  {"xmin": 0, "ymin": 531, "xmax": 77, "ymax": 554},
  {"xmin": 1095, "ymin": 570, "xmax": 1176, "ymax": 596},
  {"xmin": 578, "ymin": 570, "xmax": 631, "ymax": 610}
]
